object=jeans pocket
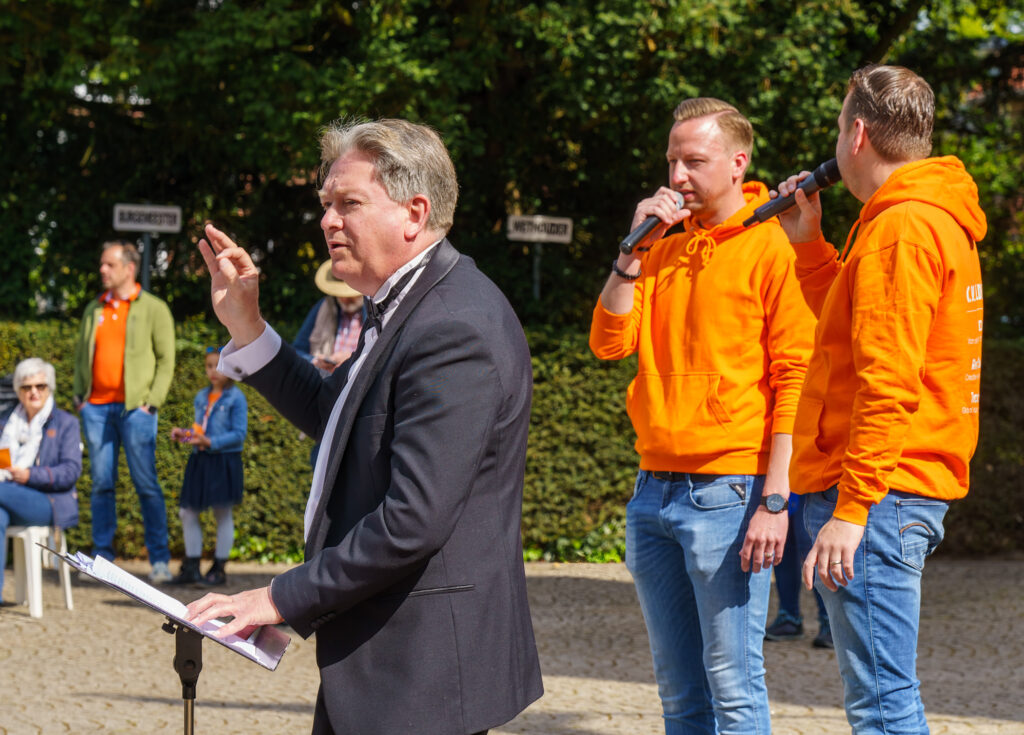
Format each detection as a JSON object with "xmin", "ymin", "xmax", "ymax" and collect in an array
[
  {"xmin": 628, "ymin": 471, "xmax": 649, "ymax": 503},
  {"xmin": 895, "ymin": 497, "xmax": 948, "ymax": 571},
  {"xmin": 689, "ymin": 475, "xmax": 748, "ymax": 510},
  {"xmin": 129, "ymin": 406, "xmax": 157, "ymax": 424}
]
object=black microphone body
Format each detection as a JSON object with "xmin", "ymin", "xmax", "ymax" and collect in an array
[
  {"xmin": 742, "ymin": 158, "xmax": 841, "ymax": 227},
  {"xmin": 619, "ymin": 192, "xmax": 685, "ymax": 254}
]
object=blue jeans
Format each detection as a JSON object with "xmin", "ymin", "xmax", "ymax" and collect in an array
[
  {"xmin": 81, "ymin": 403, "xmax": 169, "ymax": 564},
  {"xmin": 774, "ymin": 495, "xmax": 827, "ymax": 621},
  {"xmin": 803, "ymin": 486, "xmax": 948, "ymax": 734},
  {"xmin": 626, "ymin": 471, "xmax": 771, "ymax": 735},
  {"xmin": 0, "ymin": 481, "xmax": 54, "ymax": 593}
]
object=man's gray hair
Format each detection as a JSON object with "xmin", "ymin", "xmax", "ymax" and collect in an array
[
  {"xmin": 14, "ymin": 357, "xmax": 57, "ymax": 393},
  {"xmin": 318, "ymin": 118, "xmax": 459, "ymax": 235},
  {"xmin": 102, "ymin": 240, "xmax": 141, "ymax": 272}
]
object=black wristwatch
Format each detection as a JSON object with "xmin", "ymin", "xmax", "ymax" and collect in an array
[{"xmin": 760, "ymin": 493, "xmax": 788, "ymax": 513}]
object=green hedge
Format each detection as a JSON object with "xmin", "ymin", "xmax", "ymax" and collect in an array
[
  {"xmin": 944, "ymin": 337, "xmax": 1024, "ymax": 555},
  {"xmin": 523, "ymin": 327, "xmax": 638, "ymax": 561},
  {"xmin": 1, "ymin": 320, "xmax": 1020, "ymax": 561}
]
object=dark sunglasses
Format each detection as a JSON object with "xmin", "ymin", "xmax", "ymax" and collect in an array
[
  {"xmin": 205, "ymin": 346, "xmax": 223, "ymax": 354},
  {"xmin": 18, "ymin": 383, "xmax": 49, "ymax": 393}
]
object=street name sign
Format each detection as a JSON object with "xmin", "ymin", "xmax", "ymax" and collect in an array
[
  {"xmin": 507, "ymin": 215, "xmax": 573, "ymax": 244},
  {"xmin": 113, "ymin": 203, "xmax": 183, "ymax": 233}
]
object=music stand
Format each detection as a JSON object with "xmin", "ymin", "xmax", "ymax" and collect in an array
[
  {"xmin": 163, "ymin": 619, "xmax": 203, "ymax": 735},
  {"xmin": 45, "ymin": 548, "xmax": 290, "ymax": 735}
]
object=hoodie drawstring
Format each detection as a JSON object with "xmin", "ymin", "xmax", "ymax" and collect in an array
[{"xmin": 685, "ymin": 231, "xmax": 718, "ymax": 266}]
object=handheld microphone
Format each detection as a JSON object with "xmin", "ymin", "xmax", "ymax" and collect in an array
[
  {"xmin": 619, "ymin": 191, "xmax": 685, "ymax": 254},
  {"xmin": 742, "ymin": 158, "xmax": 841, "ymax": 227}
]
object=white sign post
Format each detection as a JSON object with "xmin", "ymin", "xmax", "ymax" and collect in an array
[
  {"xmin": 113, "ymin": 203, "xmax": 183, "ymax": 292},
  {"xmin": 507, "ymin": 215, "xmax": 573, "ymax": 300}
]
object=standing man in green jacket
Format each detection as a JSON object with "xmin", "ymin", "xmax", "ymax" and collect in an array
[{"xmin": 73, "ymin": 240, "xmax": 176, "ymax": 582}]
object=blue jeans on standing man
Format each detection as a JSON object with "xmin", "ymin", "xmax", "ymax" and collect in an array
[
  {"xmin": 803, "ymin": 485, "xmax": 948, "ymax": 734},
  {"xmin": 626, "ymin": 470, "xmax": 771, "ymax": 735},
  {"xmin": 81, "ymin": 402, "xmax": 169, "ymax": 564}
]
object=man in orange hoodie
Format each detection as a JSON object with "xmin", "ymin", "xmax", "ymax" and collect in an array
[
  {"xmin": 775, "ymin": 65, "xmax": 987, "ymax": 734},
  {"xmin": 589, "ymin": 98, "xmax": 814, "ymax": 734}
]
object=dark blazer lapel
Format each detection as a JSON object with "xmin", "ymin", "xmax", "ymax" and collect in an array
[{"xmin": 305, "ymin": 240, "xmax": 460, "ymax": 555}]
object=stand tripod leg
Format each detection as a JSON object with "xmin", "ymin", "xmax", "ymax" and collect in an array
[{"xmin": 164, "ymin": 620, "xmax": 203, "ymax": 735}]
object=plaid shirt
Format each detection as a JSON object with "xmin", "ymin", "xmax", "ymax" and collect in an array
[{"xmin": 333, "ymin": 309, "xmax": 364, "ymax": 358}]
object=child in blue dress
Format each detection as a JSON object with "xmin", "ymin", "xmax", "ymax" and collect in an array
[{"xmin": 168, "ymin": 348, "xmax": 247, "ymax": 586}]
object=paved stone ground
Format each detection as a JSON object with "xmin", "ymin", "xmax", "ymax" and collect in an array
[{"xmin": 1, "ymin": 556, "xmax": 1021, "ymax": 734}]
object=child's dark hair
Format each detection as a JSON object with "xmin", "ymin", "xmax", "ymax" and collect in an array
[{"xmin": 205, "ymin": 347, "xmax": 234, "ymax": 386}]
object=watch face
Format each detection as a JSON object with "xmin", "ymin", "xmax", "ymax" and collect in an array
[{"xmin": 764, "ymin": 494, "xmax": 787, "ymax": 513}]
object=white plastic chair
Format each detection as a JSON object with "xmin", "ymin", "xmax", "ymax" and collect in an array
[{"xmin": 6, "ymin": 525, "xmax": 74, "ymax": 618}]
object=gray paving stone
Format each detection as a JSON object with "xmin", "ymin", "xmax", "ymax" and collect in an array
[{"xmin": 1, "ymin": 557, "xmax": 1020, "ymax": 733}]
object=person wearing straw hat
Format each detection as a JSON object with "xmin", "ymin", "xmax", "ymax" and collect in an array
[{"xmin": 293, "ymin": 260, "xmax": 366, "ymax": 374}]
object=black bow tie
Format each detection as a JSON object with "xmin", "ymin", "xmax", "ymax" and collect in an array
[
  {"xmin": 365, "ymin": 269, "xmax": 412, "ymax": 333},
  {"xmin": 364, "ymin": 300, "xmax": 383, "ymax": 333},
  {"xmin": 364, "ymin": 249, "xmax": 436, "ymax": 334},
  {"xmin": 335, "ymin": 247, "xmax": 436, "ymax": 388}
]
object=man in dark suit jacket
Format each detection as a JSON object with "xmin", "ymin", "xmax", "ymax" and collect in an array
[{"xmin": 187, "ymin": 118, "xmax": 543, "ymax": 735}]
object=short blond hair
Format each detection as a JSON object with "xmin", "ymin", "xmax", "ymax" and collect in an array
[
  {"xmin": 673, "ymin": 98, "xmax": 753, "ymax": 156},
  {"xmin": 845, "ymin": 65, "xmax": 934, "ymax": 161},
  {"xmin": 318, "ymin": 118, "xmax": 459, "ymax": 235}
]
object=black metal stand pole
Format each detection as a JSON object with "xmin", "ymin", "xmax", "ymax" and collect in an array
[{"xmin": 163, "ymin": 619, "xmax": 203, "ymax": 735}]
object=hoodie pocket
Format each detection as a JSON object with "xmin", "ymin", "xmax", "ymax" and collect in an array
[{"xmin": 628, "ymin": 372, "xmax": 733, "ymax": 457}]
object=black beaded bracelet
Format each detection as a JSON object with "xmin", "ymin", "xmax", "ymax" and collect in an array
[{"xmin": 611, "ymin": 259, "xmax": 641, "ymax": 281}]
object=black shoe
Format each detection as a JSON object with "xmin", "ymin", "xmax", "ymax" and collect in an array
[
  {"xmin": 813, "ymin": 619, "xmax": 834, "ymax": 649},
  {"xmin": 765, "ymin": 611, "xmax": 804, "ymax": 641},
  {"xmin": 202, "ymin": 558, "xmax": 227, "ymax": 587},
  {"xmin": 169, "ymin": 557, "xmax": 203, "ymax": 585}
]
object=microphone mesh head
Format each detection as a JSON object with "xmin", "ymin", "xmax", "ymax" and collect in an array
[{"xmin": 817, "ymin": 158, "xmax": 841, "ymax": 186}]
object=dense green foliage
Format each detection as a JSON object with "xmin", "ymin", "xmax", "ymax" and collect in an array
[
  {"xmin": 1, "ymin": 320, "xmax": 1019, "ymax": 560},
  {"xmin": 1, "ymin": 1, "xmax": 1021, "ymax": 331},
  {"xmin": 1, "ymin": 1, "xmax": 1021, "ymax": 561}
]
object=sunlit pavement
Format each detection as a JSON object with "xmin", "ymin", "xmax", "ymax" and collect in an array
[{"xmin": 1, "ymin": 557, "xmax": 1020, "ymax": 734}]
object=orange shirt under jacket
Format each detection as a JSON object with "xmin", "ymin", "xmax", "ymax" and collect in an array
[
  {"xmin": 590, "ymin": 182, "xmax": 815, "ymax": 475},
  {"xmin": 789, "ymin": 156, "xmax": 987, "ymax": 525},
  {"xmin": 90, "ymin": 284, "xmax": 142, "ymax": 405}
]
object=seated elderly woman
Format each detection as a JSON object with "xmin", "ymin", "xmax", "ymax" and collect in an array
[{"xmin": 0, "ymin": 357, "xmax": 82, "ymax": 604}]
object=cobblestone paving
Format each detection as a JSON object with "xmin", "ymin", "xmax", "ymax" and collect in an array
[{"xmin": 1, "ymin": 557, "xmax": 1020, "ymax": 734}]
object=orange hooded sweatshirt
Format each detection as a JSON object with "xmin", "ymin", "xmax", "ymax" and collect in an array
[
  {"xmin": 789, "ymin": 156, "xmax": 987, "ymax": 524},
  {"xmin": 590, "ymin": 182, "xmax": 815, "ymax": 474}
]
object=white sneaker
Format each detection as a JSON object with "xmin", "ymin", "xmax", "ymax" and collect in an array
[{"xmin": 149, "ymin": 561, "xmax": 172, "ymax": 584}]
